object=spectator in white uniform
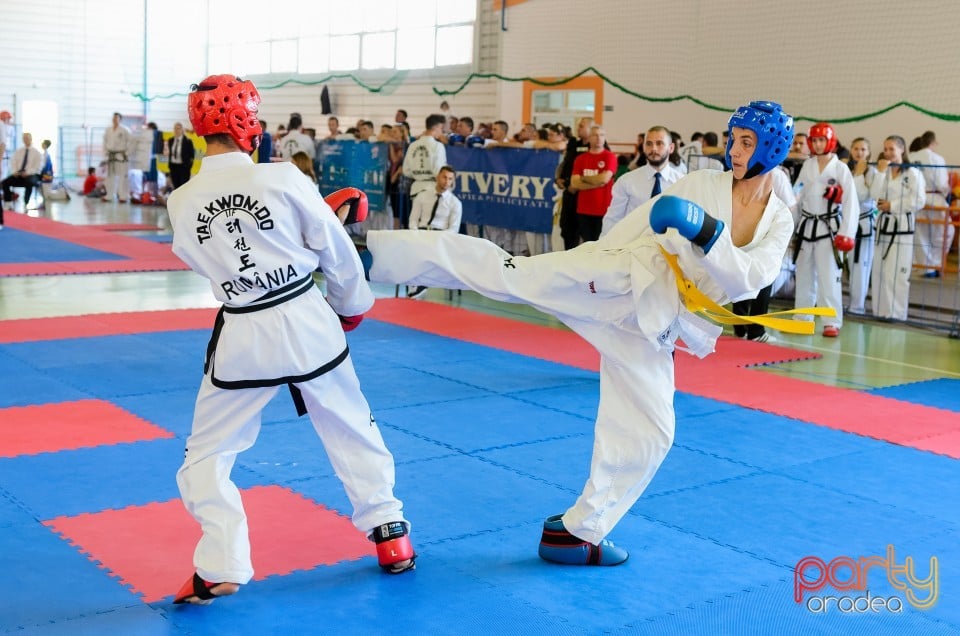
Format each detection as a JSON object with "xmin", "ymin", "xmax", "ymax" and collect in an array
[
  {"xmin": 792, "ymin": 122, "xmax": 858, "ymax": 337},
  {"xmin": 102, "ymin": 112, "xmax": 132, "ymax": 202},
  {"xmin": 870, "ymin": 135, "xmax": 925, "ymax": 320},
  {"xmin": 911, "ymin": 130, "xmax": 953, "ymax": 277},
  {"xmin": 0, "ymin": 110, "xmax": 12, "ymax": 181},
  {"xmin": 844, "ymin": 138, "xmax": 879, "ymax": 315},
  {"xmin": 279, "ymin": 113, "xmax": 316, "ymax": 161}
]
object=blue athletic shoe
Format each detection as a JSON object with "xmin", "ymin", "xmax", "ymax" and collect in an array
[{"xmin": 538, "ymin": 514, "xmax": 629, "ymax": 566}]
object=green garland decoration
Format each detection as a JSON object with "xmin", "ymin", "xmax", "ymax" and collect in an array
[
  {"xmin": 433, "ymin": 66, "xmax": 960, "ymax": 124},
  {"xmin": 133, "ymin": 66, "xmax": 960, "ymax": 123},
  {"xmin": 131, "ymin": 71, "xmax": 409, "ymax": 102}
]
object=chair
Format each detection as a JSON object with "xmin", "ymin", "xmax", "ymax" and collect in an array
[{"xmin": 3, "ymin": 175, "xmax": 42, "ymax": 210}]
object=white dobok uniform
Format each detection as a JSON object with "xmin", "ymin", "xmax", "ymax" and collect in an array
[
  {"xmin": 402, "ymin": 135, "xmax": 447, "ymax": 200},
  {"xmin": 103, "ymin": 124, "xmax": 132, "ymax": 200},
  {"xmin": 278, "ymin": 129, "xmax": 316, "ymax": 161},
  {"xmin": 600, "ymin": 162, "xmax": 685, "ymax": 237},
  {"xmin": 911, "ymin": 147, "xmax": 953, "ymax": 270},
  {"xmin": 869, "ymin": 166, "xmax": 926, "ymax": 320},
  {"xmin": 793, "ymin": 155, "xmax": 860, "ymax": 329},
  {"xmin": 848, "ymin": 166, "xmax": 878, "ymax": 314},
  {"xmin": 168, "ymin": 152, "xmax": 406, "ymax": 585},
  {"xmin": 367, "ymin": 170, "xmax": 792, "ymax": 544}
]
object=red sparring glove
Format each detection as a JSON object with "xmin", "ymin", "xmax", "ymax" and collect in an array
[
  {"xmin": 338, "ymin": 314, "xmax": 364, "ymax": 332},
  {"xmin": 324, "ymin": 187, "xmax": 369, "ymax": 225},
  {"xmin": 833, "ymin": 235, "xmax": 855, "ymax": 252},
  {"xmin": 823, "ymin": 184, "xmax": 843, "ymax": 205}
]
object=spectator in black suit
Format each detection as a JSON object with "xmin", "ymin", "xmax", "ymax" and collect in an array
[
  {"xmin": 1, "ymin": 132, "xmax": 43, "ymax": 226},
  {"xmin": 167, "ymin": 122, "xmax": 195, "ymax": 189}
]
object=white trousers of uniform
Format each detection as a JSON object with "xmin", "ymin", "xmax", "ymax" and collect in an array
[
  {"xmin": 794, "ymin": 237, "xmax": 843, "ymax": 329},
  {"xmin": 176, "ymin": 355, "xmax": 405, "ymax": 584},
  {"xmin": 367, "ymin": 230, "xmax": 675, "ymax": 545},
  {"xmin": 105, "ymin": 157, "xmax": 130, "ymax": 201},
  {"xmin": 914, "ymin": 197, "xmax": 954, "ymax": 270},
  {"xmin": 847, "ymin": 219, "xmax": 875, "ymax": 315},
  {"xmin": 872, "ymin": 233, "xmax": 913, "ymax": 320}
]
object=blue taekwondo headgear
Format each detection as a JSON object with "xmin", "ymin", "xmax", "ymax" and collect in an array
[{"xmin": 725, "ymin": 101, "xmax": 794, "ymax": 179}]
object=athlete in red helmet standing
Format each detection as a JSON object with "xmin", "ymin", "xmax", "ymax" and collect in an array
[
  {"xmin": 168, "ymin": 75, "xmax": 415, "ymax": 605},
  {"xmin": 792, "ymin": 122, "xmax": 859, "ymax": 337}
]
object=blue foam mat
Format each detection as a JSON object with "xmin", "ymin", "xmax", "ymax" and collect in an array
[
  {"xmin": 868, "ymin": 378, "xmax": 960, "ymax": 412},
  {"xmin": 1, "ymin": 439, "xmax": 186, "ymax": 519},
  {"xmin": 776, "ymin": 443, "xmax": 960, "ymax": 527},
  {"xmin": 0, "ymin": 523, "xmax": 143, "ymax": 629},
  {"xmin": 0, "ymin": 227, "xmax": 126, "ymax": 263},
  {"xmin": 378, "ymin": 393, "xmax": 595, "ymax": 452},
  {"xmin": 638, "ymin": 471, "xmax": 951, "ymax": 569},
  {"xmin": 1, "ymin": 319, "xmax": 958, "ymax": 632},
  {"xmin": 13, "ymin": 605, "xmax": 173, "ymax": 636}
]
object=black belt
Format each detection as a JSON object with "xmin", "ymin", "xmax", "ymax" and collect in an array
[
  {"xmin": 204, "ymin": 274, "xmax": 346, "ymax": 417},
  {"xmin": 793, "ymin": 209, "xmax": 841, "ymax": 263},
  {"xmin": 222, "ymin": 275, "xmax": 314, "ymax": 314},
  {"xmin": 853, "ymin": 211, "xmax": 875, "ymax": 263},
  {"xmin": 877, "ymin": 211, "xmax": 915, "ymax": 260}
]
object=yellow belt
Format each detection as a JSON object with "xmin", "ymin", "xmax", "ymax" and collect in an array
[{"xmin": 659, "ymin": 247, "xmax": 836, "ymax": 335}]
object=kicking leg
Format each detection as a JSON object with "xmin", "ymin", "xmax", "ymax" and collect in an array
[{"xmin": 366, "ymin": 230, "xmax": 636, "ymax": 325}]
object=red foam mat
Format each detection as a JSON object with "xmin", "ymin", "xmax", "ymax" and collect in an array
[
  {"xmin": 0, "ymin": 308, "xmax": 217, "ymax": 344},
  {"xmin": 0, "ymin": 399, "xmax": 174, "ymax": 457},
  {"xmin": 0, "ymin": 214, "xmax": 188, "ymax": 276},
  {"xmin": 44, "ymin": 485, "xmax": 375, "ymax": 602},
  {"xmin": 367, "ymin": 299, "xmax": 960, "ymax": 458},
  {"xmin": 87, "ymin": 223, "xmax": 162, "ymax": 231}
]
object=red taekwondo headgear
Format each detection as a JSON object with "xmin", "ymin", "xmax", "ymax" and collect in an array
[
  {"xmin": 807, "ymin": 122, "xmax": 837, "ymax": 155},
  {"xmin": 188, "ymin": 75, "xmax": 263, "ymax": 153}
]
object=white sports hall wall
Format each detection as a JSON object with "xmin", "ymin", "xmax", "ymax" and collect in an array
[
  {"xmin": 2, "ymin": 0, "xmax": 960, "ymax": 173},
  {"xmin": 495, "ymin": 0, "xmax": 960, "ymax": 163}
]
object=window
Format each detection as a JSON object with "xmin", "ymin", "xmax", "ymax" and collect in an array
[
  {"xmin": 524, "ymin": 77, "xmax": 604, "ymax": 131},
  {"xmin": 530, "ymin": 90, "xmax": 597, "ymax": 128},
  {"xmin": 362, "ymin": 32, "xmax": 396, "ymax": 70},
  {"xmin": 207, "ymin": 0, "xmax": 476, "ymax": 76},
  {"xmin": 21, "ymin": 100, "xmax": 58, "ymax": 159}
]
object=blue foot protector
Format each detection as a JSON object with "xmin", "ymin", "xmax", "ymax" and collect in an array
[{"xmin": 538, "ymin": 514, "xmax": 629, "ymax": 566}]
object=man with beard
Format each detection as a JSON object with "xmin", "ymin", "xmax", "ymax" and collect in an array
[{"xmin": 601, "ymin": 126, "xmax": 685, "ymax": 237}]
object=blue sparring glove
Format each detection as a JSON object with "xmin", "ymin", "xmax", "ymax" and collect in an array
[{"xmin": 649, "ymin": 195, "xmax": 725, "ymax": 255}]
